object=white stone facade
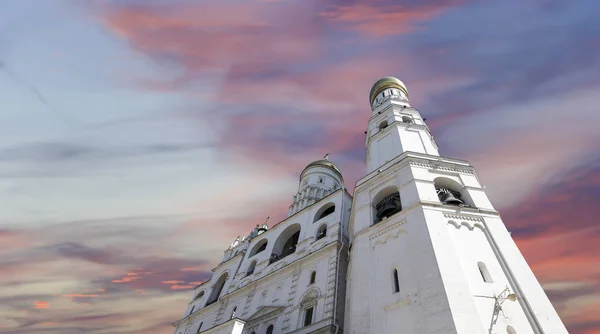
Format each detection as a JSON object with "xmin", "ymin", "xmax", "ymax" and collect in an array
[{"xmin": 174, "ymin": 77, "xmax": 568, "ymax": 334}]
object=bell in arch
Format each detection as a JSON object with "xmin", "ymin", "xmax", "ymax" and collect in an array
[
  {"xmin": 376, "ymin": 193, "xmax": 402, "ymax": 220},
  {"xmin": 436, "ymin": 188, "xmax": 464, "ymax": 206}
]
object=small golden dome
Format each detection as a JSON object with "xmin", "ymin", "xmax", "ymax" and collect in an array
[
  {"xmin": 300, "ymin": 159, "xmax": 344, "ymax": 182},
  {"xmin": 369, "ymin": 76, "xmax": 409, "ymax": 106}
]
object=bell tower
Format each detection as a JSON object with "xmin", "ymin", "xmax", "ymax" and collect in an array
[
  {"xmin": 365, "ymin": 77, "xmax": 439, "ymax": 174},
  {"xmin": 344, "ymin": 77, "xmax": 568, "ymax": 334}
]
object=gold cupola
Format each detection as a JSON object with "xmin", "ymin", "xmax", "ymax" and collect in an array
[{"xmin": 369, "ymin": 76, "xmax": 409, "ymax": 106}]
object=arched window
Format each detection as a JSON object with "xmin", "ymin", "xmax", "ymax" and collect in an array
[
  {"xmin": 314, "ymin": 203, "xmax": 335, "ymax": 222},
  {"xmin": 196, "ymin": 322, "xmax": 202, "ymax": 333},
  {"xmin": 231, "ymin": 306, "xmax": 237, "ymax": 319},
  {"xmin": 266, "ymin": 325, "xmax": 274, "ymax": 334},
  {"xmin": 392, "ymin": 269, "xmax": 400, "ymax": 293},
  {"xmin": 247, "ymin": 260, "xmax": 257, "ymax": 276},
  {"xmin": 507, "ymin": 325, "xmax": 516, "ymax": 334},
  {"xmin": 193, "ymin": 291, "xmax": 204, "ymax": 301},
  {"xmin": 316, "ymin": 224, "xmax": 327, "ymax": 240},
  {"xmin": 206, "ymin": 272, "xmax": 229, "ymax": 306},
  {"xmin": 310, "ymin": 271, "xmax": 316, "ymax": 285},
  {"xmin": 373, "ymin": 187, "xmax": 402, "ymax": 223},
  {"xmin": 299, "ymin": 288, "xmax": 318, "ymax": 328},
  {"xmin": 402, "ymin": 116, "xmax": 414, "ymax": 124},
  {"xmin": 249, "ymin": 239, "xmax": 268, "ymax": 257},
  {"xmin": 478, "ymin": 262, "xmax": 492, "ymax": 283},
  {"xmin": 271, "ymin": 224, "xmax": 301, "ymax": 264},
  {"xmin": 188, "ymin": 305, "xmax": 195, "ymax": 315},
  {"xmin": 378, "ymin": 120, "xmax": 388, "ymax": 131}
]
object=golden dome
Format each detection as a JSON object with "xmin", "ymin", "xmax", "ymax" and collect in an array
[
  {"xmin": 300, "ymin": 159, "xmax": 344, "ymax": 181},
  {"xmin": 369, "ymin": 76, "xmax": 409, "ymax": 106}
]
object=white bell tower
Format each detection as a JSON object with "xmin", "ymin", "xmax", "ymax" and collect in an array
[{"xmin": 344, "ymin": 77, "xmax": 568, "ymax": 334}]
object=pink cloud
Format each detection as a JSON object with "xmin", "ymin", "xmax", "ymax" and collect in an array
[
  {"xmin": 171, "ymin": 285, "xmax": 195, "ymax": 290},
  {"xmin": 34, "ymin": 301, "xmax": 49, "ymax": 309},
  {"xmin": 320, "ymin": 1, "xmax": 464, "ymax": 37}
]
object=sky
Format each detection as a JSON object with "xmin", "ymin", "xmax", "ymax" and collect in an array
[{"xmin": 0, "ymin": 0, "xmax": 599, "ymax": 333}]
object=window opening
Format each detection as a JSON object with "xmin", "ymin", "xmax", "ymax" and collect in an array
[
  {"xmin": 310, "ymin": 271, "xmax": 316, "ymax": 284},
  {"xmin": 304, "ymin": 307, "xmax": 314, "ymax": 327},
  {"xmin": 189, "ymin": 305, "xmax": 195, "ymax": 315},
  {"xmin": 375, "ymin": 192, "xmax": 402, "ymax": 223},
  {"xmin": 247, "ymin": 260, "xmax": 256, "ymax": 276},
  {"xmin": 206, "ymin": 273, "xmax": 229, "ymax": 306},
  {"xmin": 194, "ymin": 291, "xmax": 204, "ymax": 300},
  {"xmin": 231, "ymin": 306, "xmax": 237, "ymax": 319},
  {"xmin": 393, "ymin": 269, "xmax": 400, "ymax": 293},
  {"xmin": 478, "ymin": 262, "xmax": 493, "ymax": 283},
  {"xmin": 197, "ymin": 322, "xmax": 202, "ymax": 333},
  {"xmin": 378, "ymin": 120, "xmax": 388, "ymax": 131},
  {"xmin": 266, "ymin": 325, "xmax": 274, "ymax": 334},
  {"xmin": 316, "ymin": 225, "xmax": 326, "ymax": 240}
]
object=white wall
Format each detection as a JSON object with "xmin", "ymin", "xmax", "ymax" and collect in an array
[{"xmin": 174, "ymin": 190, "xmax": 349, "ymax": 334}]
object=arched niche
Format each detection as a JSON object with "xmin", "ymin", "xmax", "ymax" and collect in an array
[
  {"xmin": 271, "ymin": 223, "xmax": 301, "ymax": 264},
  {"xmin": 206, "ymin": 272, "xmax": 229, "ymax": 306},
  {"xmin": 433, "ymin": 177, "xmax": 475, "ymax": 207},
  {"xmin": 193, "ymin": 290, "xmax": 204, "ymax": 301},
  {"xmin": 402, "ymin": 115, "xmax": 414, "ymax": 124},
  {"xmin": 246, "ymin": 260, "xmax": 257, "ymax": 276},
  {"xmin": 249, "ymin": 239, "xmax": 268, "ymax": 257},
  {"xmin": 372, "ymin": 185, "xmax": 402, "ymax": 224},
  {"xmin": 316, "ymin": 224, "xmax": 327, "ymax": 240},
  {"xmin": 314, "ymin": 203, "xmax": 335, "ymax": 222}
]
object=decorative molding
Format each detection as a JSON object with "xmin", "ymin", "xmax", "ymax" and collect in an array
[
  {"xmin": 443, "ymin": 213, "xmax": 485, "ymax": 223},
  {"xmin": 369, "ymin": 219, "xmax": 407, "ymax": 241},
  {"xmin": 409, "ymin": 160, "xmax": 474, "ymax": 175}
]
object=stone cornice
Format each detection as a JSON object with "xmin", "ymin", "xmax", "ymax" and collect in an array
[{"xmin": 355, "ymin": 154, "xmax": 475, "ymax": 192}]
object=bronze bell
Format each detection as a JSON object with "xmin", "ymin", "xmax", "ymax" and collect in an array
[
  {"xmin": 376, "ymin": 193, "xmax": 402, "ymax": 219},
  {"xmin": 437, "ymin": 188, "xmax": 464, "ymax": 206}
]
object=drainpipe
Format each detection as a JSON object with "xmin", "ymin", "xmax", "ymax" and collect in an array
[{"xmin": 333, "ymin": 183, "xmax": 347, "ymax": 334}]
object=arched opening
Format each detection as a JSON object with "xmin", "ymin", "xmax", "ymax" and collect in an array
[
  {"xmin": 231, "ymin": 306, "xmax": 237, "ymax": 319},
  {"xmin": 206, "ymin": 272, "xmax": 229, "ymax": 306},
  {"xmin": 193, "ymin": 290, "xmax": 204, "ymax": 301},
  {"xmin": 310, "ymin": 271, "xmax": 316, "ymax": 284},
  {"xmin": 373, "ymin": 186, "xmax": 402, "ymax": 224},
  {"xmin": 378, "ymin": 120, "xmax": 388, "ymax": 131},
  {"xmin": 433, "ymin": 177, "xmax": 474, "ymax": 207},
  {"xmin": 314, "ymin": 203, "xmax": 335, "ymax": 222},
  {"xmin": 478, "ymin": 262, "xmax": 493, "ymax": 283},
  {"xmin": 316, "ymin": 224, "xmax": 327, "ymax": 240},
  {"xmin": 249, "ymin": 239, "xmax": 268, "ymax": 257},
  {"xmin": 188, "ymin": 305, "xmax": 195, "ymax": 315},
  {"xmin": 392, "ymin": 269, "xmax": 400, "ymax": 293},
  {"xmin": 197, "ymin": 322, "xmax": 202, "ymax": 333},
  {"xmin": 270, "ymin": 224, "xmax": 301, "ymax": 264},
  {"xmin": 507, "ymin": 326, "xmax": 516, "ymax": 334},
  {"xmin": 266, "ymin": 325, "xmax": 274, "ymax": 334},
  {"xmin": 247, "ymin": 260, "xmax": 256, "ymax": 276},
  {"xmin": 402, "ymin": 115, "xmax": 414, "ymax": 124},
  {"xmin": 299, "ymin": 289, "xmax": 318, "ymax": 328}
]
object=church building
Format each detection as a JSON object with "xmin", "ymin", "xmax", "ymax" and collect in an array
[{"xmin": 172, "ymin": 77, "xmax": 568, "ymax": 334}]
